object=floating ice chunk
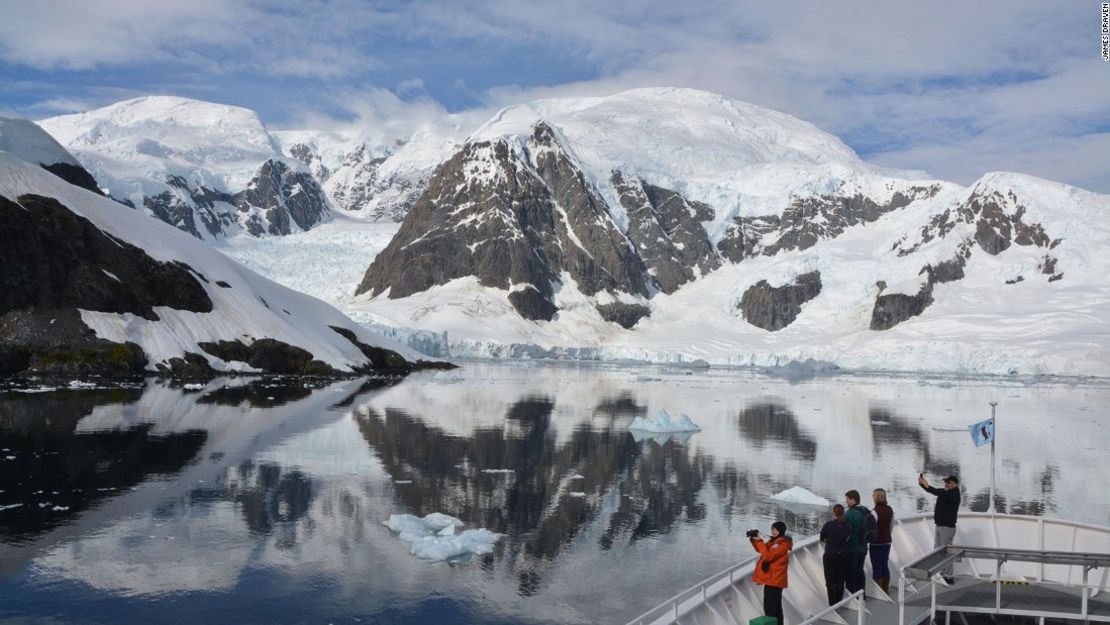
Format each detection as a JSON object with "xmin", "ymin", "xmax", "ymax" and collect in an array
[
  {"xmin": 67, "ymin": 380, "xmax": 97, "ymax": 389},
  {"xmin": 383, "ymin": 513, "xmax": 502, "ymax": 562},
  {"xmin": 570, "ymin": 474, "xmax": 585, "ymax": 480},
  {"xmin": 568, "ymin": 492, "xmax": 587, "ymax": 498},
  {"xmin": 629, "ymin": 409, "xmax": 701, "ymax": 433},
  {"xmin": 481, "ymin": 469, "xmax": 514, "ymax": 474},
  {"xmin": 15, "ymin": 386, "xmax": 57, "ymax": 394},
  {"xmin": 182, "ymin": 383, "xmax": 205, "ymax": 391},
  {"xmin": 770, "ymin": 486, "xmax": 831, "ymax": 507},
  {"xmin": 630, "ymin": 430, "xmax": 696, "ymax": 445},
  {"xmin": 0, "ymin": 504, "xmax": 23, "ymax": 512},
  {"xmin": 431, "ymin": 371, "xmax": 465, "ymax": 384}
]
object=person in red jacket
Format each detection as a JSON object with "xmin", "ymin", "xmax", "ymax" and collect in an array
[{"xmin": 750, "ymin": 520, "xmax": 793, "ymax": 625}]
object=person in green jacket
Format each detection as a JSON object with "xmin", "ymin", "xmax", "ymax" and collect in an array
[{"xmin": 843, "ymin": 490, "xmax": 869, "ymax": 594}]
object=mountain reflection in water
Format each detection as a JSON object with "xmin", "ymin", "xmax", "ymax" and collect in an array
[{"xmin": 0, "ymin": 365, "xmax": 1106, "ymax": 625}]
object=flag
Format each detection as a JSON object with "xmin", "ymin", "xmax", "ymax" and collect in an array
[{"xmin": 969, "ymin": 417, "xmax": 995, "ymax": 447}]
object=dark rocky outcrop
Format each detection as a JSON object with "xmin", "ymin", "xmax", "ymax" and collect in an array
[
  {"xmin": 738, "ymin": 271, "xmax": 822, "ymax": 331},
  {"xmin": 144, "ymin": 175, "xmax": 237, "ymax": 239},
  {"xmin": 198, "ymin": 338, "xmax": 335, "ymax": 375},
  {"xmin": 157, "ymin": 352, "xmax": 216, "ymax": 379},
  {"xmin": 897, "ymin": 190, "xmax": 1057, "ymax": 259},
  {"xmin": 0, "ymin": 308, "xmax": 147, "ymax": 376},
  {"xmin": 41, "ymin": 162, "xmax": 102, "ymax": 195},
  {"xmin": 612, "ymin": 171, "xmax": 719, "ymax": 294},
  {"xmin": 139, "ymin": 160, "xmax": 329, "ymax": 240},
  {"xmin": 329, "ymin": 326, "xmax": 455, "ymax": 372},
  {"xmin": 870, "ymin": 279, "xmax": 934, "ymax": 331},
  {"xmin": 1, "ymin": 194, "xmax": 213, "ymax": 321},
  {"xmin": 236, "ymin": 159, "xmax": 330, "ymax": 236},
  {"xmin": 357, "ymin": 122, "xmax": 647, "ymax": 320},
  {"xmin": 596, "ymin": 302, "xmax": 651, "ymax": 329},
  {"xmin": 718, "ymin": 186, "xmax": 941, "ymax": 261},
  {"xmin": 508, "ymin": 288, "xmax": 558, "ymax": 321}
]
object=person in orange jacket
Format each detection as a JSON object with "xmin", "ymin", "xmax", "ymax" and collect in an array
[{"xmin": 750, "ymin": 520, "xmax": 793, "ymax": 625}]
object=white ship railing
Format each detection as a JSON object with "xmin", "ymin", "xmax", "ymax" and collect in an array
[{"xmin": 625, "ymin": 512, "xmax": 1110, "ymax": 625}]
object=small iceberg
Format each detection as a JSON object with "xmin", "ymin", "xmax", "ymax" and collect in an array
[
  {"xmin": 770, "ymin": 486, "xmax": 831, "ymax": 508},
  {"xmin": 383, "ymin": 513, "xmax": 502, "ymax": 562},
  {"xmin": 629, "ymin": 410, "xmax": 701, "ymax": 433},
  {"xmin": 629, "ymin": 430, "xmax": 696, "ymax": 445}
]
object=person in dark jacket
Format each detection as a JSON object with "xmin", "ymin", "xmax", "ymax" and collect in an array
[
  {"xmin": 820, "ymin": 504, "xmax": 852, "ymax": 605},
  {"xmin": 842, "ymin": 490, "xmax": 869, "ymax": 594},
  {"xmin": 750, "ymin": 520, "xmax": 792, "ymax": 625},
  {"xmin": 918, "ymin": 473, "xmax": 961, "ymax": 582},
  {"xmin": 869, "ymin": 488, "xmax": 894, "ymax": 593}
]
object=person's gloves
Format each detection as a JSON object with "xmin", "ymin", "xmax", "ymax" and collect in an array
[{"xmin": 761, "ymin": 561, "xmax": 770, "ymax": 573}]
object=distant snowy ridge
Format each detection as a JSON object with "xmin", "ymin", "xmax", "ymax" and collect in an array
[
  {"xmin": 343, "ymin": 87, "xmax": 1110, "ymax": 377},
  {"xmin": 40, "ymin": 97, "xmax": 331, "ymax": 240},
  {"xmin": 0, "ymin": 121, "xmax": 444, "ymax": 376}
]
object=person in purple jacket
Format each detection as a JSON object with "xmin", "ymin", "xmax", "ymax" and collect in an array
[{"xmin": 869, "ymin": 488, "xmax": 894, "ymax": 593}]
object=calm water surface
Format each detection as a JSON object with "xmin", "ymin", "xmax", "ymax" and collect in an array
[{"xmin": 1, "ymin": 363, "xmax": 1108, "ymax": 624}]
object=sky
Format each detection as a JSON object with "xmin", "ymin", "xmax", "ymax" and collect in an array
[{"xmin": 1, "ymin": 0, "xmax": 1108, "ymax": 192}]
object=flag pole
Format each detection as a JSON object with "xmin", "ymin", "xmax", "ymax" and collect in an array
[{"xmin": 989, "ymin": 401, "xmax": 997, "ymax": 514}]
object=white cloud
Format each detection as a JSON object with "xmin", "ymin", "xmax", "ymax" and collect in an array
[{"xmin": 1, "ymin": 0, "xmax": 1105, "ymax": 191}]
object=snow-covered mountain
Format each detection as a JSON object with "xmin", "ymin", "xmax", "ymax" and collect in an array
[
  {"xmin": 0, "ymin": 117, "xmax": 446, "ymax": 377},
  {"xmin": 40, "ymin": 97, "xmax": 332, "ymax": 240},
  {"xmin": 347, "ymin": 87, "xmax": 1110, "ymax": 376},
  {"xmin": 274, "ymin": 119, "xmax": 469, "ymax": 222}
]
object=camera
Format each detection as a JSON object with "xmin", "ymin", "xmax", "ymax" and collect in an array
[{"xmin": 745, "ymin": 529, "xmax": 760, "ymax": 538}]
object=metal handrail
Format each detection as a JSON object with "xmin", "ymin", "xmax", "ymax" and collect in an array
[
  {"xmin": 628, "ymin": 555, "xmax": 760, "ymax": 625},
  {"xmin": 799, "ymin": 590, "xmax": 865, "ymax": 625},
  {"xmin": 903, "ymin": 544, "xmax": 1110, "ymax": 580},
  {"xmin": 628, "ymin": 513, "xmax": 1110, "ymax": 625},
  {"xmin": 898, "ymin": 543, "xmax": 1110, "ymax": 625}
]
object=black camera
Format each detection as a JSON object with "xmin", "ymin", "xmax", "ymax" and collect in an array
[{"xmin": 745, "ymin": 529, "xmax": 760, "ymax": 538}]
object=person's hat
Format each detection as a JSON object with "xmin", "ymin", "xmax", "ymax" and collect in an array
[
  {"xmin": 772, "ymin": 521, "xmax": 787, "ymax": 535},
  {"xmin": 944, "ymin": 475, "xmax": 959, "ymax": 484}
]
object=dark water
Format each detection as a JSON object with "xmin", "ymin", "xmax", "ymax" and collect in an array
[{"xmin": 1, "ymin": 364, "xmax": 1107, "ymax": 624}]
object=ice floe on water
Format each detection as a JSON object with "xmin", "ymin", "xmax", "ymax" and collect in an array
[
  {"xmin": 383, "ymin": 513, "xmax": 502, "ymax": 562},
  {"xmin": 770, "ymin": 486, "xmax": 831, "ymax": 507},
  {"xmin": 629, "ymin": 409, "xmax": 701, "ymax": 433}
]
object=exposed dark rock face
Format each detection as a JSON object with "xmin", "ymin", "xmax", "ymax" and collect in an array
[
  {"xmin": 197, "ymin": 338, "xmax": 335, "ymax": 375},
  {"xmin": 157, "ymin": 352, "xmax": 216, "ymax": 379},
  {"xmin": 0, "ymin": 192, "xmax": 224, "ymax": 376},
  {"xmin": 870, "ymin": 279, "xmax": 934, "ymax": 331},
  {"xmin": 137, "ymin": 160, "xmax": 329, "ymax": 239},
  {"xmin": 235, "ymin": 159, "xmax": 330, "ymax": 236},
  {"xmin": 922, "ymin": 241, "xmax": 973, "ymax": 285},
  {"xmin": 596, "ymin": 302, "xmax": 651, "ymax": 329},
  {"xmin": 144, "ymin": 175, "xmax": 236, "ymax": 239},
  {"xmin": 1, "ymin": 194, "xmax": 213, "ymax": 321},
  {"xmin": 1040, "ymin": 255, "xmax": 1063, "ymax": 282},
  {"xmin": 738, "ymin": 271, "xmax": 822, "ymax": 331},
  {"xmin": 357, "ymin": 122, "xmax": 647, "ymax": 320},
  {"xmin": 197, "ymin": 339, "xmax": 252, "ymax": 363},
  {"xmin": 508, "ymin": 288, "xmax": 558, "ymax": 321},
  {"xmin": 329, "ymin": 326, "xmax": 455, "ymax": 371},
  {"xmin": 0, "ymin": 308, "xmax": 147, "ymax": 375},
  {"xmin": 897, "ymin": 190, "xmax": 1056, "ymax": 258},
  {"xmin": 41, "ymin": 162, "xmax": 102, "ymax": 195},
  {"xmin": 287, "ymin": 142, "xmax": 330, "ymax": 181},
  {"xmin": 889, "ymin": 188, "xmax": 1065, "ymax": 292},
  {"xmin": 612, "ymin": 171, "xmax": 719, "ymax": 294},
  {"xmin": 718, "ymin": 186, "xmax": 941, "ymax": 261}
]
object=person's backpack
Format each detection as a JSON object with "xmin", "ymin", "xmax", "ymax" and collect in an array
[{"xmin": 857, "ymin": 506, "xmax": 878, "ymax": 543}]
